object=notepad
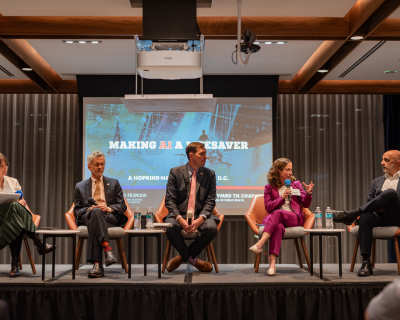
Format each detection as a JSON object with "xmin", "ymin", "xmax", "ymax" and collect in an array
[{"xmin": 0, "ymin": 193, "xmax": 20, "ymax": 205}]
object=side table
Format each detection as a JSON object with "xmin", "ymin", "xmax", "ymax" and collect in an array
[
  {"xmin": 304, "ymin": 229, "xmax": 345, "ymax": 279},
  {"xmin": 125, "ymin": 229, "xmax": 165, "ymax": 279},
  {"xmin": 36, "ymin": 229, "xmax": 80, "ymax": 281}
]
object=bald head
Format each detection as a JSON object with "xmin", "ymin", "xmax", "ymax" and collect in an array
[{"xmin": 381, "ymin": 150, "xmax": 400, "ymax": 176}]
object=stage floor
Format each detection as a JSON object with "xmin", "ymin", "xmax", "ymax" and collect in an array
[{"xmin": 0, "ymin": 263, "xmax": 398, "ymax": 285}]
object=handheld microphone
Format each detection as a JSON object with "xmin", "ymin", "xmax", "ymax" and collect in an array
[
  {"xmin": 88, "ymin": 197, "xmax": 98, "ymax": 206},
  {"xmin": 187, "ymin": 210, "xmax": 194, "ymax": 225},
  {"xmin": 284, "ymin": 179, "xmax": 292, "ymax": 202},
  {"xmin": 15, "ymin": 190, "xmax": 23, "ymax": 200}
]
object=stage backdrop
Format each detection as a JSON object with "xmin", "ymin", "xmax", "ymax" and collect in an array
[
  {"xmin": 83, "ymin": 97, "xmax": 273, "ymax": 214},
  {"xmin": 0, "ymin": 92, "xmax": 385, "ymax": 266}
]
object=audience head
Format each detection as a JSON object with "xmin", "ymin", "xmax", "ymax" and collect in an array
[
  {"xmin": 267, "ymin": 158, "xmax": 295, "ymax": 188},
  {"xmin": 87, "ymin": 151, "xmax": 106, "ymax": 179},
  {"xmin": 186, "ymin": 142, "xmax": 207, "ymax": 169},
  {"xmin": 381, "ymin": 150, "xmax": 400, "ymax": 176},
  {"xmin": 0, "ymin": 153, "xmax": 9, "ymax": 178}
]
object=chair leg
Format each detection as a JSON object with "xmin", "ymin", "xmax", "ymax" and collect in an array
[
  {"xmin": 394, "ymin": 236, "xmax": 400, "ymax": 275},
  {"xmin": 116, "ymin": 238, "xmax": 128, "ymax": 273},
  {"xmin": 115, "ymin": 238, "xmax": 124, "ymax": 269},
  {"xmin": 254, "ymin": 253, "xmax": 261, "ymax": 273},
  {"xmin": 19, "ymin": 254, "xmax": 23, "ymax": 271},
  {"xmin": 75, "ymin": 238, "xmax": 84, "ymax": 270},
  {"xmin": 350, "ymin": 238, "xmax": 359, "ymax": 272},
  {"xmin": 371, "ymin": 239, "xmax": 376, "ymax": 269},
  {"xmin": 300, "ymin": 238, "xmax": 311, "ymax": 270},
  {"xmin": 209, "ymin": 242, "xmax": 219, "ymax": 273},
  {"xmin": 206, "ymin": 245, "xmax": 212, "ymax": 263},
  {"xmin": 294, "ymin": 239, "xmax": 303, "ymax": 268},
  {"xmin": 24, "ymin": 239, "xmax": 36, "ymax": 274},
  {"xmin": 162, "ymin": 240, "xmax": 172, "ymax": 273}
]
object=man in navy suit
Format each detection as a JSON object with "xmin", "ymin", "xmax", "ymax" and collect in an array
[
  {"xmin": 333, "ymin": 150, "xmax": 400, "ymax": 276},
  {"xmin": 164, "ymin": 142, "xmax": 219, "ymax": 272},
  {"xmin": 74, "ymin": 150, "xmax": 127, "ymax": 278}
]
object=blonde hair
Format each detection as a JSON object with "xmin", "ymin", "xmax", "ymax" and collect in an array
[
  {"xmin": 267, "ymin": 158, "xmax": 296, "ymax": 188},
  {"xmin": 0, "ymin": 153, "xmax": 9, "ymax": 166}
]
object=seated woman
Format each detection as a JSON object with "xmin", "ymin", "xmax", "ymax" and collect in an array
[
  {"xmin": 0, "ymin": 153, "xmax": 55, "ymax": 277},
  {"xmin": 249, "ymin": 158, "xmax": 314, "ymax": 276}
]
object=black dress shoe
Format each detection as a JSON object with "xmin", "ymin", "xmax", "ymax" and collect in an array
[
  {"xmin": 332, "ymin": 210, "xmax": 355, "ymax": 225},
  {"xmin": 357, "ymin": 261, "xmax": 373, "ymax": 277},
  {"xmin": 104, "ymin": 251, "xmax": 117, "ymax": 267},
  {"xmin": 9, "ymin": 256, "xmax": 20, "ymax": 277},
  {"xmin": 88, "ymin": 263, "xmax": 104, "ymax": 278}
]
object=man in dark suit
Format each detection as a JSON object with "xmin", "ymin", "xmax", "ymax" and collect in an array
[
  {"xmin": 74, "ymin": 150, "xmax": 127, "ymax": 278},
  {"xmin": 333, "ymin": 150, "xmax": 400, "ymax": 276},
  {"xmin": 164, "ymin": 142, "xmax": 219, "ymax": 272}
]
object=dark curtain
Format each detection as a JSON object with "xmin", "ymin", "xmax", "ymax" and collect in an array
[{"xmin": 383, "ymin": 95, "xmax": 400, "ymax": 263}]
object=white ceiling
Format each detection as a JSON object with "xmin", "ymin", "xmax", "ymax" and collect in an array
[{"xmin": 0, "ymin": 0, "xmax": 399, "ymax": 82}]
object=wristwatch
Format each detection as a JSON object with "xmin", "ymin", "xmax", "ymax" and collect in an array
[{"xmin": 175, "ymin": 215, "xmax": 181, "ymax": 221}]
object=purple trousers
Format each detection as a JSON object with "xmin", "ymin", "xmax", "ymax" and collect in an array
[{"xmin": 262, "ymin": 210, "xmax": 303, "ymax": 257}]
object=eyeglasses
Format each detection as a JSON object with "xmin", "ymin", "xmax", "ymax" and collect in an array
[{"xmin": 90, "ymin": 163, "xmax": 106, "ymax": 168}]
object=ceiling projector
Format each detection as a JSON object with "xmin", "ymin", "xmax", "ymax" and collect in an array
[{"xmin": 136, "ymin": 39, "xmax": 203, "ymax": 80}]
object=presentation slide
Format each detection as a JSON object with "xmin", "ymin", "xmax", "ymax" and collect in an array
[{"xmin": 83, "ymin": 97, "xmax": 273, "ymax": 214}]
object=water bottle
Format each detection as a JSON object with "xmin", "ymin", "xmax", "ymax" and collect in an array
[
  {"xmin": 325, "ymin": 207, "xmax": 333, "ymax": 230},
  {"xmin": 314, "ymin": 207, "xmax": 322, "ymax": 229},
  {"xmin": 146, "ymin": 207, "xmax": 154, "ymax": 230},
  {"xmin": 134, "ymin": 207, "xmax": 141, "ymax": 230}
]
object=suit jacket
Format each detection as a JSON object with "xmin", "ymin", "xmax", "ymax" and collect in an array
[
  {"xmin": 73, "ymin": 176, "xmax": 127, "ymax": 226},
  {"xmin": 360, "ymin": 175, "xmax": 400, "ymax": 211},
  {"xmin": 165, "ymin": 164, "xmax": 219, "ymax": 222},
  {"xmin": 264, "ymin": 180, "xmax": 312, "ymax": 224}
]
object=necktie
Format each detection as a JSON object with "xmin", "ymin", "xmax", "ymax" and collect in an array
[
  {"xmin": 94, "ymin": 179, "xmax": 102, "ymax": 204},
  {"xmin": 187, "ymin": 169, "xmax": 197, "ymax": 221}
]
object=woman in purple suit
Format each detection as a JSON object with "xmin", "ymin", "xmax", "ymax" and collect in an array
[{"xmin": 249, "ymin": 158, "xmax": 314, "ymax": 276}]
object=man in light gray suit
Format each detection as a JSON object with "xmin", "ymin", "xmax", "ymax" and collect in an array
[{"xmin": 333, "ymin": 150, "xmax": 400, "ymax": 277}]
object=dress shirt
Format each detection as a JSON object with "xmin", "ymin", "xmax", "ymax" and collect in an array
[
  {"xmin": 187, "ymin": 163, "xmax": 207, "ymax": 220},
  {"xmin": 381, "ymin": 170, "xmax": 400, "ymax": 192},
  {"xmin": 278, "ymin": 185, "xmax": 293, "ymax": 212},
  {"xmin": 90, "ymin": 176, "xmax": 114, "ymax": 212},
  {"xmin": 0, "ymin": 176, "xmax": 22, "ymax": 193}
]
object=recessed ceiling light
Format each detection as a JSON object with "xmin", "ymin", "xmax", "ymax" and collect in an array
[
  {"xmin": 91, "ymin": 41, "xmax": 99, "ymax": 44},
  {"xmin": 384, "ymin": 70, "xmax": 397, "ymax": 73},
  {"xmin": 79, "ymin": 41, "xmax": 86, "ymax": 44},
  {"xmin": 350, "ymin": 36, "xmax": 364, "ymax": 40},
  {"xmin": 277, "ymin": 41, "xmax": 285, "ymax": 44},
  {"xmin": 318, "ymin": 69, "xmax": 329, "ymax": 73},
  {"xmin": 265, "ymin": 41, "xmax": 272, "ymax": 44},
  {"xmin": 253, "ymin": 42, "xmax": 260, "ymax": 44},
  {"xmin": 66, "ymin": 41, "xmax": 74, "ymax": 44}
]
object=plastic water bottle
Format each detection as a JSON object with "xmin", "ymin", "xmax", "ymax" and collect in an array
[
  {"xmin": 314, "ymin": 207, "xmax": 322, "ymax": 229},
  {"xmin": 325, "ymin": 207, "xmax": 333, "ymax": 230},
  {"xmin": 146, "ymin": 207, "xmax": 154, "ymax": 230},
  {"xmin": 134, "ymin": 207, "xmax": 141, "ymax": 230}
]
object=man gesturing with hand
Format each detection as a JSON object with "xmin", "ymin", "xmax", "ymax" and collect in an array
[{"xmin": 164, "ymin": 142, "xmax": 219, "ymax": 272}]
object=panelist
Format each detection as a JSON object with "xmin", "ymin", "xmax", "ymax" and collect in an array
[
  {"xmin": 249, "ymin": 158, "xmax": 314, "ymax": 276},
  {"xmin": 333, "ymin": 150, "xmax": 400, "ymax": 277},
  {"xmin": 164, "ymin": 142, "xmax": 219, "ymax": 272},
  {"xmin": 0, "ymin": 153, "xmax": 55, "ymax": 278},
  {"xmin": 74, "ymin": 151, "xmax": 127, "ymax": 278}
]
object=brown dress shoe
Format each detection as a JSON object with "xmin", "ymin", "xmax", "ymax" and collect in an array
[
  {"xmin": 166, "ymin": 254, "xmax": 183, "ymax": 272},
  {"xmin": 193, "ymin": 259, "xmax": 213, "ymax": 272}
]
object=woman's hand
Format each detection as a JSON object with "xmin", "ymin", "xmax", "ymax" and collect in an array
[
  {"xmin": 282, "ymin": 188, "xmax": 291, "ymax": 200},
  {"xmin": 302, "ymin": 181, "xmax": 314, "ymax": 195},
  {"xmin": 18, "ymin": 198, "xmax": 27, "ymax": 206}
]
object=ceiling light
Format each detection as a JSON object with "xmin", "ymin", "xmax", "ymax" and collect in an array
[
  {"xmin": 265, "ymin": 41, "xmax": 272, "ymax": 44},
  {"xmin": 79, "ymin": 41, "xmax": 86, "ymax": 44},
  {"xmin": 66, "ymin": 41, "xmax": 74, "ymax": 44},
  {"xmin": 91, "ymin": 41, "xmax": 99, "ymax": 44},
  {"xmin": 277, "ymin": 41, "xmax": 285, "ymax": 44},
  {"xmin": 318, "ymin": 61, "xmax": 330, "ymax": 73},
  {"xmin": 384, "ymin": 70, "xmax": 397, "ymax": 74},
  {"xmin": 20, "ymin": 61, "xmax": 32, "ymax": 71},
  {"xmin": 350, "ymin": 36, "xmax": 364, "ymax": 40},
  {"xmin": 253, "ymin": 41, "xmax": 260, "ymax": 44}
]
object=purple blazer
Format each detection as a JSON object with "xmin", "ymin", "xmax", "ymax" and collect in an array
[{"xmin": 264, "ymin": 180, "xmax": 312, "ymax": 224}]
